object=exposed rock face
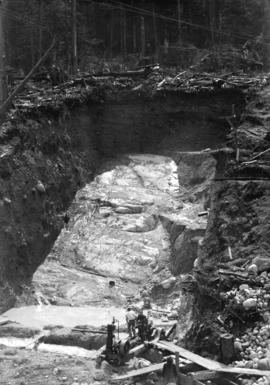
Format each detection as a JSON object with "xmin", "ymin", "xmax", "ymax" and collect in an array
[
  {"xmin": 28, "ymin": 153, "xmax": 213, "ymax": 307},
  {"xmin": 0, "ymin": 88, "xmax": 242, "ymax": 312}
]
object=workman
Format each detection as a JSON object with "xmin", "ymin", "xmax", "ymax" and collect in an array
[
  {"xmin": 146, "ymin": 319, "xmax": 156, "ymax": 341},
  {"xmin": 125, "ymin": 308, "xmax": 137, "ymax": 338},
  {"xmin": 136, "ymin": 310, "xmax": 148, "ymax": 342},
  {"xmin": 162, "ymin": 356, "xmax": 177, "ymax": 385}
]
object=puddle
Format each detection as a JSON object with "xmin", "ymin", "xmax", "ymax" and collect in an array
[
  {"xmin": 38, "ymin": 343, "xmax": 98, "ymax": 358},
  {"xmin": 0, "ymin": 336, "xmax": 36, "ymax": 348},
  {"xmin": 2, "ymin": 305, "xmax": 126, "ymax": 329}
]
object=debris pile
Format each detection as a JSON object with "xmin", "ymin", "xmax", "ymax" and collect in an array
[
  {"xmin": 234, "ymin": 321, "xmax": 270, "ymax": 366},
  {"xmin": 6, "ymin": 69, "xmax": 270, "ymax": 119},
  {"xmin": 221, "ymin": 275, "xmax": 270, "ymax": 312}
]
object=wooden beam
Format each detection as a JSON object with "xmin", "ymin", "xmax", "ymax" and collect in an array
[
  {"xmin": 113, "ymin": 362, "xmax": 164, "ymax": 380},
  {"xmin": 154, "ymin": 342, "xmax": 270, "ymax": 377},
  {"xmin": 113, "ymin": 361, "xmax": 191, "ymax": 381}
]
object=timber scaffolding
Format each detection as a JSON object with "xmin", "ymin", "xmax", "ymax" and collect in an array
[{"xmin": 113, "ymin": 340, "xmax": 270, "ymax": 383}]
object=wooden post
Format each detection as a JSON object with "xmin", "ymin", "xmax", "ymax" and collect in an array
[
  {"xmin": 71, "ymin": 0, "xmax": 78, "ymax": 73},
  {"xmin": 0, "ymin": 0, "xmax": 7, "ymax": 106},
  {"xmin": 175, "ymin": 352, "xmax": 180, "ymax": 376},
  {"xmin": 140, "ymin": 16, "xmax": 146, "ymax": 58},
  {"xmin": 220, "ymin": 333, "xmax": 235, "ymax": 364}
]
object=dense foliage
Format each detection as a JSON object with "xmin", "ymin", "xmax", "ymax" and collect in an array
[{"xmin": 4, "ymin": 0, "xmax": 269, "ymax": 72}]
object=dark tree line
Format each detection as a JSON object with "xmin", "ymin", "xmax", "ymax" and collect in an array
[{"xmin": 3, "ymin": 0, "xmax": 270, "ymax": 72}]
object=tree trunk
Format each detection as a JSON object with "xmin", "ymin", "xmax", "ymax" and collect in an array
[
  {"xmin": 109, "ymin": 10, "xmax": 114, "ymax": 59},
  {"xmin": 152, "ymin": 5, "xmax": 159, "ymax": 61},
  {"xmin": 71, "ymin": 0, "xmax": 78, "ymax": 73},
  {"xmin": 177, "ymin": 0, "xmax": 182, "ymax": 42},
  {"xmin": 30, "ymin": 33, "xmax": 35, "ymax": 67},
  {"xmin": 0, "ymin": 0, "xmax": 7, "ymax": 105},
  {"xmin": 164, "ymin": 25, "xmax": 169, "ymax": 55},
  {"xmin": 263, "ymin": 0, "xmax": 270, "ymax": 70},
  {"xmin": 140, "ymin": 16, "xmax": 145, "ymax": 58},
  {"xmin": 209, "ymin": 0, "xmax": 215, "ymax": 44},
  {"xmin": 120, "ymin": 6, "xmax": 123, "ymax": 56},
  {"xmin": 123, "ymin": 8, "xmax": 127, "ymax": 58},
  {"xmin": 38, "ymin": 0, "xmax": 43, "ymax": 58},
  {"xmin": 133, "ymin": 21, "xmax": 137, "ymax": 52}
]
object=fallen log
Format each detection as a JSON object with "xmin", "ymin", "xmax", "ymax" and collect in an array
[
  {"xmin": 72, "ymin": 328, "xmax": 106, "ymax": 334},
  {"xmin": 218, "ymin": 269, "xmax": 248, "ymax": 279},
  {"xmin": 249, "ymin": 147, "xmax": 270, "ymax": 161}
]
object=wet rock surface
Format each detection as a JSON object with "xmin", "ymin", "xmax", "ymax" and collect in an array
[
  {"xmin": 0, "ymin": 88, "xmax": 238, "ymax": 312},
  {"xmin": 27, "ymin": 153, "xmax": 212, "ymax": 308}
]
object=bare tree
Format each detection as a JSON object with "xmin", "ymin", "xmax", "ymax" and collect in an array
[
  {"xmin": 153, "ymin": 5, "xmax": 159, "ymax": 61},
  {"xmin": 177, "ymin": 0, "xmax": 182, "ymax": 42},
  {"xmin": 72, "ymin": 0, "xmax": 78, "ymax": 73},
  {"xmin": 140, "ymin": 16, "xmax": 146, "ymax": 58},
  {"xmin": 38, "ymin": 0, "xmax": 44, "ymax": 58},
  {"xmin": 263, "ymin": 0, "xmax": 270, "ymax": 70},
  {"xmin": 0, "ymin": 0, "xmax": 7, "ymax": 105}
]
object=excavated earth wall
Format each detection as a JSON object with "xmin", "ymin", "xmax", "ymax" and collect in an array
[
  {"xmin": 0, "ymin": 88, "xmax": 244, "ymax": 313},
  {"xmin": 187, "ymin": 85, "xmax": 270, "ymax": 357}
]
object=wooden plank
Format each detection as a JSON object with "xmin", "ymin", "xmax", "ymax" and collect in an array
[
  {"xmin": 153, "ymin": 342, "xmax": 210, "ymax": 368},
  {"xmin": 113, "ymin": 363, "xmax": 164, "ymax": 380},
  {"xmin": 217, "ymin": 367, "xmax": 270, "ymax": 376},
  {"xmin": 113, "ymin": 358, "xmax": 188, "ymax": 380},
  {"xmin": 155, "ymin": 342, "xmax": 270, "ymax": 377}
]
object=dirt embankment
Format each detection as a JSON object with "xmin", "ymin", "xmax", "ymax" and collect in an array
[
  {"xmin": 0, "ymin": 83, "xmax": 244, "ymax": 313},
  {"xmin": 188, "ymin": 85, "xmax": 270, "ymax": 357}
]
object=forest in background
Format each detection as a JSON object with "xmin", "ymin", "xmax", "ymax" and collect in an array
[{"xmin": 3, "ymin": 0, "xmax": 270, "ymax": 74}]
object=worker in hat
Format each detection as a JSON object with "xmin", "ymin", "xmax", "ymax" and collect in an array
[{"xmin": 125, "ymin": 307, "xmax": 137, "ymax": 338}]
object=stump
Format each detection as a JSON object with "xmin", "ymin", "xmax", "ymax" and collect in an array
[{"xmin": 220, "ymin": 333, "xmax": 235, "ymax": 363}]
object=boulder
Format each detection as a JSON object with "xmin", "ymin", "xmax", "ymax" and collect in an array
[
  {"xmin": 247, "ymin": 264, "xmax": 258, "ymax": 275},
  {"xmin": 36, "ymin": 180, "xmax": 46, "ymax": 193},
  {"xmin": 252, "ymin": 257, "xmax": 270, "ymax": 273},
  {"xmin": 243, "ymin": 298, "xmax": 257, "ymax": 310},
  {"xmin": 124, "ymin": 215, "xmax": 157, "ymax": 232},
  {"xmin": 43, "ymin": 327, "xmax": 106, "ymax": 349},
  {"xmin": 161, "ymin": 277, "xmax": 176, "ymax": 289}
]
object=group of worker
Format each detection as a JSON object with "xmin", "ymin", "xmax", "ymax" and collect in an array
[
  {"xmin": 125, "ymin": 308, "xmax": 155, "ymax": 342},
  {"xmin": 124, "ymin": 309, "xmax": 179, "ymax": 384}
]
